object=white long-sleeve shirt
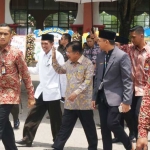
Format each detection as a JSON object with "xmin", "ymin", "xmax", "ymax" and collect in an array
[{"xmin": 28, "ymin": 49, "xmax": 66, "ymax": 101}]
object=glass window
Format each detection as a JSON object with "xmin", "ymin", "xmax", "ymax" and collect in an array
[
  {"xmin": 11, "ymin": 10, "xmax": 27, "ymax": 26},
  {"xmin": 44, "ymin": 13, "xmax": 58, "ymax": 27},
  {"xmin": 69, "ymin": 11, "xmax": 77, "ymax": 25},
  {"xmin": 133, "ymin": 12, "xmax": 150, "ymax": 28},
  {"xmin": 100, "ymin": 11, "xmax": 119, "ymax": 31}
]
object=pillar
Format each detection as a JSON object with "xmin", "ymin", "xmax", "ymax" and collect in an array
[
  {"xmin": 0, "ymin": 0, "xmax": 5, "ymax": 23},
  {"xmin": 83, "ymin": 3, "xmax": 92, "ymax": 33}
]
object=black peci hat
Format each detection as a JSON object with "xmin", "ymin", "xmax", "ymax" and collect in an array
[
  {"xmin": 115, "ymin": 36, "xmax": 129, "ymax": 44},
  {"xmin": 99, "ymin": 30, "xmax": 116, "ymax": 41},
  {"xmin": 41, "ymin": 34, "xmax": 54, "ymax": 42}
]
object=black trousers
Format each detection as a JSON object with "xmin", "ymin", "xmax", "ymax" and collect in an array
[
  {"xmin": 23, "ymin": 94, "xmax": 62, "ymax": 143},
  {"xmin": 131, "ymin": 93, "xmax": 142, "ymax": 139},
  {"xmin": 114, "ymin": 110, "xmax": 134, "ymax": 138},
  {"xmin": 53, "ymin": 109, "xmax": 98, "ymax": 150},
  {"xmin": 10, "ymin": 104, "xmax": 19, "ymax": 121},
  {"xmin": 0, "ymin": 104, "xmax": 18, "ymax": 150},
  {"xmin": 98, "ymin": 101, "xmax": 131, "ymax": 150}
]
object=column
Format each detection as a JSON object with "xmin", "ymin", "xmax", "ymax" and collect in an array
[
  {"xmin": 83, "ymin": 3, "xmax": 92, "ymax": 33},
  {"xmin": 0, "ymin": 0, "xmax": 5, "ymax": 23}
]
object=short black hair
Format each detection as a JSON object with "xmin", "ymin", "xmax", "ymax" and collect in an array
[
  {"xmin": 129, "ymin": 26, "xmax": 144, "ymax": 34},
  {"xmin": 108, "ymin": 40, "xmax": 115, "ymax": 45},
  {"xmin": 86, "ymin": 35, "xmax": 91, "ymax": 39},
  {"xmin": 66, "ymin": 41, "xmax": 83, "ymax": 54},
  {"xmin": 0, "ymin": 23, "xmax": 12, "ymax": 33},
  {"xmin": 63, "ymin": 33, "xmax": 71, "ymax": 43}
]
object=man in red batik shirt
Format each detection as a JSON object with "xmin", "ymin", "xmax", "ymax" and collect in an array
[{"xmin": 0, "ymin": 23, "xmax": 35, "ymax": 150}]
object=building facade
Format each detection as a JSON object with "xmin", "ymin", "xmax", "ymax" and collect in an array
[{"xmin": 0, "ymin": 0, "xmax": 150, "ymax": 34}]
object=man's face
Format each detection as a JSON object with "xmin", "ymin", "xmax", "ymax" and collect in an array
[
  {"xmin": 41, "ymin": 40, "xmax": 53, "ymax": 54},
  {"xmin": 86, "ymin": 38, "xmax": 94, "ymax": 48},
  {"xmin": 60, "ymin": 35, "xmax": 67, "ymax": 46},
  {"xmin": 130, "ymin": 31, "xmax": 143, "ymax": 46},
  {"xmin": 115, "ymin": 42, "xmax": 121, "ymax": 49},
  {"xmin": 97, "ymin": 38, "xmax": 107, "ymax": 51},
  {"xmin": 0, "ymin": 27, "xmax": 12, "ymax": 47},
  {"xmin": 66, "ymin": 46, "xmax": 78, "ymax": 62}
]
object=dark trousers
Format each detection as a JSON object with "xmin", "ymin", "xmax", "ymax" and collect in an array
[
  {"xmin": 23, "ymin": 94, "xmax": 62, "ymax": 142},
  {"xmin": 114, "ymin": 110, "xmax": 134, "ymax": 138},
  {"xmin": 131, "ymin": 94, "xmax": 142, "ymax": 139},
  {"xmin": 98, "ymin": 101, "xmax": 131, "ymax": 150},
  {"xmin": 53, "ymin": 109, "xmax": 98, "ymax": 150},
  {"xmin": 0, "ymin": 104, "xmax": 18, "ymax": 150},
  {"xmin": 10, "ymin": 104, "xmax": 19, "ymax": 121}
]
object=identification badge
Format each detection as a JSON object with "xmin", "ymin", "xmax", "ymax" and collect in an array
[
  {"xmin": 144, "ymin": 63, "xmax": 149, "ymax": 71},
  {"xmin": 1, "ymin": 65, "xmax": 6, "ymax": 75}
]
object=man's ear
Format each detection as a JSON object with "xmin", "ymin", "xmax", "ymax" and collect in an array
[{"xmin": 141, "ymin": 33, "xmax": 144, "ymax": 38}]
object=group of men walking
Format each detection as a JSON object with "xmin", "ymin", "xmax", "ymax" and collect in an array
[{"xmin": 0, "ymin": 22, "xmax": 150, "ymax": 150}]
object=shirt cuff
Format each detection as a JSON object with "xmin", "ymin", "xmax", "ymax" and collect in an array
[{"xmin": 74, "ymin": 89, "xmax": 81, "ymax": 95}]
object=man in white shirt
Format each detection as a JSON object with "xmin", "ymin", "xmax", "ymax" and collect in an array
[{"xmin": 16, "ymin": 34, "xmax": 66, "ymax": 147}]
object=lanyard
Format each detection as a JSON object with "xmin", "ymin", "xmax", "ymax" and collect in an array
[
  {"xmin": 104, "ymin": 55, "xmax": 107, "ymax": 69},
  {"xmin": 0, "ymin": 51, "xmax": 6, "ymax": 75},
  {"xmin": 45, "ymin": 55, "xmax": 51, "ymax": 67},
  {"xmin": 104, "ymin": 54, "xmax": 110, "ymax": 69}
]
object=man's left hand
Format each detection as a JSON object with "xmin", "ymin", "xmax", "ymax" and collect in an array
[
  {"xmin": 136, "ymin": 138, "xmax": 148, "ymax": 150},
  {"xmin": 121, "ymin": 103, "xmax": 130, "ymax": 113},
  {"xmin": 68, "ymin": 92, "xmax": 77, "ymax": 102},
  {"xmin": 28, "ymin": 99, "xmax": 36, "ymax": 108}
]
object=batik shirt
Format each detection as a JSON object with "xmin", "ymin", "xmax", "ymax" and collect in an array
[
  {"xmin": 121, "ymin": 44, "xmax": 150, "ymax": 96},
  {"xmin": 52, "ymin": 55, "xmax": 94, "ymax": 110},
  {"xmin": 83, "ymin": 44, "xmax": 100, "ymax": 65},
  {"xmin": 0, "ymin": 45, "xmax": 34, "ymax": 104},
  {"xmin": 138, "ymin": 54, "xmax": 150, "ymax": 138}
]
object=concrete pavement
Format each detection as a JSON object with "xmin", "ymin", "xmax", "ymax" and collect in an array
[{"xmin": 0, "ymin": 75, "xmax": 149, "ymax": 150}]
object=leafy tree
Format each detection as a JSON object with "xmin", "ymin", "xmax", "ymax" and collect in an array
[{"xmin": 118, "ymin": 0, "xmax": 142, "ymax": 37}]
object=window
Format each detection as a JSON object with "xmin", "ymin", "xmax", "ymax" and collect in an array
[
  {"xmin": 133, "ymin": 12, "xmax": 150, "ymax": 28},
  {"xmin": 10, "ymin": 0, "xmax": 77, "ymax": 34},
  {"xmin": 100, "ymin": 11, "xmax": 119, "ymax": 32}
]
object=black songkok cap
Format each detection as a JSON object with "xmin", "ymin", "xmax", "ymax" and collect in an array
[
  {"xmin": 41, "ymin": 34, "xmax": 54, "ymax": 42},
  {"xmin": 115, "ymin": 36, "xmax": 129, "ymax": 44},
  {"xmin": 99, "ymin": 30, "xmax": 116, "ymax": 41}
]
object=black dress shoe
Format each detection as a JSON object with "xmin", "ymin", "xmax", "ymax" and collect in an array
[
  {"xmin": 16, "ymin": 139, "xmax": 32, "ymax": 147},
  {"xmin": 51, "ymin": 144, "xmax": 54, "ymax": 148},
  {"xmin": 14, "ymin": 119, "xmax": 20, "ymax": 129},
  {"xmin": 112, "ymin": 138, "xmax": 120, "ymax": 143}
]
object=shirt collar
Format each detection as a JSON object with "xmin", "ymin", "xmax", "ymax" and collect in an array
[
  {"xmin": 70, "ymin": 55, "xmax": 84, "ymax": 65},
  {"xmin": 105, "ymin": 49, "xmax": 114, "ymax": 55},
  {"xmin": 134, "ymin": 43, "xmax": 149, "ymax": 52},
  {"xmin": 44, "ymin": 49, "xmax": 52, "ymax": 57},
  {"xmin": 77, "ymin": 55, "xmax": 84, "ymax": 64},
  {"xmin": 0, "ymin": 45, "xmax": 10, "ymax": 53}
]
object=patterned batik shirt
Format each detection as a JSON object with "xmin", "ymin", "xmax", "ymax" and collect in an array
[
  {"xmin": 121, "ymin": 44, "xmax": 150, "ymax": 96},
  {"xmin": 83, "ymin": 44, "xmax": 100, "ymax": 65},
  {"xmin": 52, "ymin": 55, "xmax": 94, "ymax": 110},
  {"xmin": 0, "ymin": 45, "xmax": 34, "ymax": 104},
  {"xmin": 138, "ymin": 54, "xmax": 150, "ymax": 138}
]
